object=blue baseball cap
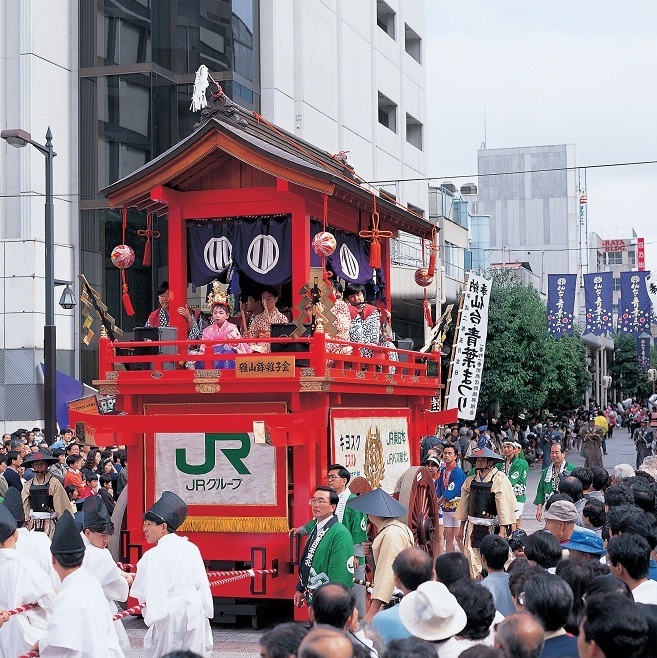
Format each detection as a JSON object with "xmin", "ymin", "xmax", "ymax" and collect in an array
[
  {"xmin": 562, "ymin": 527, "xmax": 605, "ymax": 555},
  {"xmin": 477, "ymin": 425, "xmax": 488, "ymax": 432}
]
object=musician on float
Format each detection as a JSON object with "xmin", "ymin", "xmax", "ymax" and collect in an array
[
  {"xmin": 455, "ymin": 447, "xmax": 517, "ymax": 578},
  {"xmin": 248, "ymin": 285, "xmax": 289, "ymax": 353},
  {"xmin": 344, "ymin": 282, "xmax": 381, "ymax": 357},
  {"xmin": 146, "ymin": 281, "xmax": 203, "ymax": 338},
  {"xmin": 197, "ymin": 285, "xmax": 251, "ymax": 368}
]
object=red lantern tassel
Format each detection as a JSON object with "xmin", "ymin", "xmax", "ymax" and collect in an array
[
  {"xmin": 423, "ymin": 291, "xmax": 434, "ymax": 328},
  {"xmin": 369, "ymin": 240, "xmax": 382, "ymax": 270},
  {"xmin": 121, "ymin": 270, "xmax": 135, "ymax": 316},
  {"xmin": 142, "ymin": 238, "xmax": 152, "ymax": 267}
]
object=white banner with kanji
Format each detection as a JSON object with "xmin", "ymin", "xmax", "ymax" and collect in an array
[{"xmin": 447, "ymin": 274, "xmax": 492, "ymax": 420}]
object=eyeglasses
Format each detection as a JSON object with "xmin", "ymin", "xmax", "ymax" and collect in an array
[
  {"xmin": 309, "ymin": 498, "xmax": 331, "ymax": 505},
  {"xmin": 326, "ymin": 475, "xmax": 344, "ymax": 480}
]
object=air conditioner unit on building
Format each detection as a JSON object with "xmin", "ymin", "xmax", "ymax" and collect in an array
[{"xmin": 602, "ymin": 375, "xmax": 612, "ymax": 389}]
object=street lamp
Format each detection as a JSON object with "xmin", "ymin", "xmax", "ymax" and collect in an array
[{"xmin": 1, "ymin": 127, "xmax": 58, "ymax": 443}]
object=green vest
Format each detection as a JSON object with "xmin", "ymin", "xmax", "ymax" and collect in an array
[{"xmin": 496, "ymin": 458, "xmax": 529, "ymax": 502}]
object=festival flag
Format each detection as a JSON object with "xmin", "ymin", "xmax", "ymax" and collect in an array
[
  {"xmin": 618, "ymin": 271, "xmax": 652, "ymax": 336},
  {"xmin": 638, "ymin": 336, "xmax": 651, "ymax": 371},
  {"xmin": 446, "ymin": 274, "xmax": 492, "ymax": 420},
  {"xmin": 546, "ymin": 274, "xmax": 576, "ymax": 337},
  {"xmin": 646, "ymin": 272, "xmax": 657, "ymax": 320},
  {"xmin": 583, "ymin": 272, "xmax": 613, "ymax": 336}
]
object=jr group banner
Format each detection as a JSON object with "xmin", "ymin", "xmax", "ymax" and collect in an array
[
  {"xmin": 583, "ymin": 272, "xmax": 614, "ymax": 336},
  {"xmin": 618, "ymin": 271, "xmax": 652, "ymax": 336},
  {"xmin": 546, "ymin": 274, "xmax": 576, "ymax": 337},
  {"xmin": 447, "ymin": 274, "xmax": 492, "ymax": 421}
]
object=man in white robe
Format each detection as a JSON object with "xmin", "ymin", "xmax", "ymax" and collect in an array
[
  {"xmin": 0, "ymin": 503, "xmax": 54, "ymax": 658},
  {"xmin": 130, "ymin": 491, "xmax": 214, "ymax": 658},
  {"xmin": 35, "ymin": 510, "xmax": 123, "ymax": 658},
  {"xmin": 2, "ymin": 486, "xmax": 59, "ymax": 587},
  {"xmin": 81, "ymin": 495, "xmax": 132, "ymax": 657}
]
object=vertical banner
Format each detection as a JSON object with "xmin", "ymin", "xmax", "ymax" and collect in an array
[
  {"xmin": 638, "ymin": 336, "xmax": 651, "ymax": 371},
  {"xmin": 618, "ymin": 271, "xmax": 652, "ymax": 336},
  {"xmin": 583, "ymin": 272, "xmax": 614, "ymax": 336},
  {"xmin": 446, "ymin": 274, "xmax": 492, "ymax": 420},
  {"xmin": 638, "ymin": 237, "xmax": 646, "ymax": 271},
  {"xmin": 546, "ymin": 274, "xmax": 576, "ymax": 337},
  {"xmin": 647, "ymin": 272, "xmax": 657, "ymax": 320}
]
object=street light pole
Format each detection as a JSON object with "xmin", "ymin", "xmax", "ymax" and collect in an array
[{"xmin": 1, "ymin": 127, "xmax": 57, "ymax": 442}]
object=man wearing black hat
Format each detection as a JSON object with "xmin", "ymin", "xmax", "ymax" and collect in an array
[
  {"xmin": 0, "ymin": 502, "xmax": 54, "ymax": 656},
  {"xmin": 130, "ymin": 491, "xmax": 213, "ymax": 658},
  {"xmin": 633, "ymin": 418, "xmax": 654, "ymax": 471},
  {"xmin": 2, "ymin": 487, "xmax": 58, "ymax": 586},
  {"xmin": 455, "ymin": 448, "xmax": 517, "ymax": 577},
  {"xmin": 346, "ymin": 487, "xmax": 414, "ymax": 624},
  {"xmin": 36, "ymin": 510, "xmax": 123, "ymax": 657},
  {"xmin": 81, "ymin": 496, "xmax": 132, "ymax": 658},
  {"xmin": 20, "ymin": 449, "xmax": 69, "ymax": 538}
]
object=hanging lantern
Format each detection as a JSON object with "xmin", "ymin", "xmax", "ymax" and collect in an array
[
  {"xmin": 415, "ymin": 267, "xmax": 434, "ymax": 287},
  {"xmin": 312, "ymin": 231, "xmax": 337, "ymax": 257},
  {"xmin": 110, "ymin": 244, "xmax": 135, "ymax": 270}
]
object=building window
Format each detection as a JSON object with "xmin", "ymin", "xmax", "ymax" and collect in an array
[
  {"xmin": 378, "ymin": 92, "xmax": 397, "ymax": 133},
  {"xmin": 376, "ymin": 1, "xmax": 396, "ymax": 39},
  {"xmin": 406, "ymin": 114, "xmax": 423, "ymax": 150},
  {"xmin": 606, "ymin": 251, "xmax": 623, "ymax": 265},
  {"xmin": 404, "ymin": 24, "xmax": 421, "ymax": 63},
  {"xmin": 628, "ymin": 250, "xmax": 636, "ymax": 265},
  {"xmin": 613, "ymin": 277, "xmax": 621, "ymax": 292},
  {"xmin": 444, "ymin": 241, "xmax": 464, "ymax": 280}
]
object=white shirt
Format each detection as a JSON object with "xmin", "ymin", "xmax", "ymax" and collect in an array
[{"xmin": 632, "ymin": 579, "xmax": 657, "ymax": 604}]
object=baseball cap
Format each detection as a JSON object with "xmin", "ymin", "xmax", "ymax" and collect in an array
[{"xmin": 543, "ymin": 500, "xmax": 578, "ymax": 523}]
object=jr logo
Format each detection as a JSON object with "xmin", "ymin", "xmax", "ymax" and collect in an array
[{"xmin": 175, "ymin": 433, "xmax": 251, "ymax": 475}]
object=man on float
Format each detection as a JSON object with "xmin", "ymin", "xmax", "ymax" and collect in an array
[
  {"xmin": 130, "ymin": 491, "xmax": 213, "ymax": 658},
  {"xmin": 20, "ymin": 449, "xmax": 69, "ymax": 538},
  {"xmin": 344, "ymin": 282, "xmax": 381, "ymax": 357},
  {"xmin": 455, "ymin": 447, "xmax": 517, "ymax": 578}
]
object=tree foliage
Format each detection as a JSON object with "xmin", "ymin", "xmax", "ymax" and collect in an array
[
  {"xmin": 610, "ymin": 332, "xmax": 654, "ymax": 400},
  {"xmin": 471, "ymin": 269, "xmax": 589, "ymax": 418}
]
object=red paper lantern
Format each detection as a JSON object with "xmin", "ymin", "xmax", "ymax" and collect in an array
[
  {"xmin": 414, "ymin": 267, "xmax": 434, "ymax": 287},
  {"xmin": 110, "ymin": 244, "xmax": 135, "ymax": 269},
  {"xmin": 312, "ymin": 231, "xmax": 337, "ymax": 257}
]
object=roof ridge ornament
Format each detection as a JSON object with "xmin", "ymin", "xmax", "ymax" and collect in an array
[{"xmin": 190, "ymin": 65, "xmax": 248, "ymax": 131}]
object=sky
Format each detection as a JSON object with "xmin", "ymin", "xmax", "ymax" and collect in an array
[{"xmin": 425, "ymin": 1, "xmax": 657, "ymax": 272}]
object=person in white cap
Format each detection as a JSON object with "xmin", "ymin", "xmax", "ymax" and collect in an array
[
  {"xmin": 397, "ymin": 580, "xmax": 467, "ymax": 655},
  {"xmin": 130, "ymin": 491, "xmax": 213, "ymax": 658}
]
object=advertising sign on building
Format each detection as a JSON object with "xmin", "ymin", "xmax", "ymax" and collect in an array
[
  {"xmin": 331, "ymin": 412, "xmax": 411, "ymax": 492},
  {"xmin": 603, "ymin": 239, "xmax": 627, "ymax": 252},
  {"xmin": 446, "ymin": 274, "xmax": 492, "ymax": 420},
  {"xmin": 638, "ymin": 237, "xmax": 646, "ymax": 271}
]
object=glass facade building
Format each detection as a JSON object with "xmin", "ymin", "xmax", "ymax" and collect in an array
[{"xmin": 78, "ymin": 0, "xmax": 260, "ymax": 380}]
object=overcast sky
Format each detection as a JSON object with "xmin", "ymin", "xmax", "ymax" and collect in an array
[{"xmin": 425, "ymin": 1, "xmax": 657, "ymax": 272}]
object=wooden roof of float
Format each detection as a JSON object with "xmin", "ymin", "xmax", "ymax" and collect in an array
[{"xmin": 102, "ymin": 95, "xmax": 434, "ymax": 238}]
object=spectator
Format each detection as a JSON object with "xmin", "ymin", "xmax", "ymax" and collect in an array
[
  {"xmin": 494, "ymin": 613, "xmax": 544, "ymax": 658},
  {"xmin": 570, "ymin": 467, "xmax": 593, "ymax": 497},
  {"xmin": 258, "ymin": 622, "xmax": 307, "ymax": 658},
  {"xmin": 611, "ymin": 463, "xmax": 635, "ymax": 485},
  {"xmin": 577, "ymin": 593, "xmax": 647, "ymax": 658},
  {"xmin": 604, "ymin": 484, "xmax": 636, "ymax": 511},
  {"xmin": 63, "ymin": 455, "xmax": 85, "ymax": 497},
  {"xmin": 554, "ymin": 559, "xmax": 596, "ymax": 635},
  {"xmin": 371, "ymin": 547, "xmax": 433, "ymax": 645},
  {"xmin": 581, "ymin": 499, "xmax": 605, "ymax": 536},
  {"xmin": 116, "ymin": 453, "xmax": 127, "ymax": 497},
  {"xmin": 458, "ymin": 648, "xmax": 504, "ymax": 658},
  {"xmin": 445, "ymin": 579, "xmax": 497, "ymax": 657},
  {"xmin": 383, "ymin": 637, "xmax": 435, "ymax": 658},
  {"xmin": 524, "ymin": 531, "xmax": 562, "ymax": 571},
  {"xmin": 508, "ymin": 529, "xmax": 527, "ymax": 559},
  {"xmin": 4, "ymin": 452, "xmax": 23, "ymax": 492},
  {"xmin": 542, "ymin": 500, "xmax": 577, "ymax": 544},
  {"xmin": 479, "ymin": 535, "xmax": 516, "ymax": 616},
  {"xmin": 298, "ymin": 627, "xmax": 354, "ymax": 658},
  {"xmin": 435, "ymin": 552, "xmax": 470, "ymax": 586},
  {"xmin": 584, "ymin": 574, "xmax": 632, "ymax": 600},
  {"xmin": 625, "ymin": 477, "xmax": 656, "ymax": 512},
  {"xmin": 589, "ymin": 467, "xmax": 608, "ymax": 501},
  {"xmin": 558, "ymin": 476, "xmax": 585, "ymax": 525},
  {"xmin": 560, "ymin": 527, "xmax": 606, "ymax": 562},
  {"xmin": 397, "ymin": 581, "xmax": 466, "ymax": 656},
  {"xmin": 48, "ymin": 449, "xmax": 67, "ymax": 483},
  {"xmin": 99, "ymin": 474, "xmax": 116, "ymax": 514},
  {"xmin": 309, "ymin": 583, "xmax": 377, "ymax": 658},
  {"xmin": 521, "ymin": 571, "xmax": 578, "ymax": 657},
  {"xmin": 607, "ymin": 533, "xmax": 657, "ymax": 604}
]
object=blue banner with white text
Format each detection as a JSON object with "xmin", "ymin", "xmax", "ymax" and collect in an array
[
  {"xmin": 547, "ymin": 274, "xmax": 576, "ymax": 337},
  {"xmin": 583, "ymin": 272, "xmax": 614, "ymax": 336},
  {"xmin": 618, "ymin": 271, "xmax": 651, "ymax": 336}
]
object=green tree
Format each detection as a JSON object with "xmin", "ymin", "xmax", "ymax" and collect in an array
[
  {"xmin": 477, "ymin": 270, "xmax": 551, "ymax": 418},
  {"xmin": 543, "ymin": 331, "xmax": 590, "ymax": 411},
  {"xmin": 609, "ymin": 333, "xmax": 643, "ymax": 400}
]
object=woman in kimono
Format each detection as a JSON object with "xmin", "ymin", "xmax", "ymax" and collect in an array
[
  {"xmin": 197, "ymin": 287, "xmax": 251, "ymax": 369},
  {"xmin": 248, "ymin": 285, "xmax": 289, "ymax": 353}
]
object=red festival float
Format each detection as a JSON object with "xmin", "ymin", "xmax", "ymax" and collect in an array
[{"xmin": 69, "ymin": 89, "xmax": 457, "ymax": 625}]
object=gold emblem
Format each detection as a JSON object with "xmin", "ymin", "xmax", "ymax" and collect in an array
[{"xmin": 364, "ymin": 426, "xmax": 385, "ymax": 488}]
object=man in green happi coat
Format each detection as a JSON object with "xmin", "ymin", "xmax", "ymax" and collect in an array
[{"xmin": 497, "ymin": 440, "xmax": 529, "ymax": 527}]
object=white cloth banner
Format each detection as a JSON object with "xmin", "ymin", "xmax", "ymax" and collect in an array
[
  {"xmin": 155, "ymin": 432, "xmax": 277, "ymax": 505},
  {"xmin": 646, "ymin": 272, "xmax": 657, "ymax": 319},
  {"xmin": 447, "ymin": 274, "xmax": 492, "ymax": 420},
  {"xmin": 332, "ymin": 415, "xmax": 410, "ymax": 492}
]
